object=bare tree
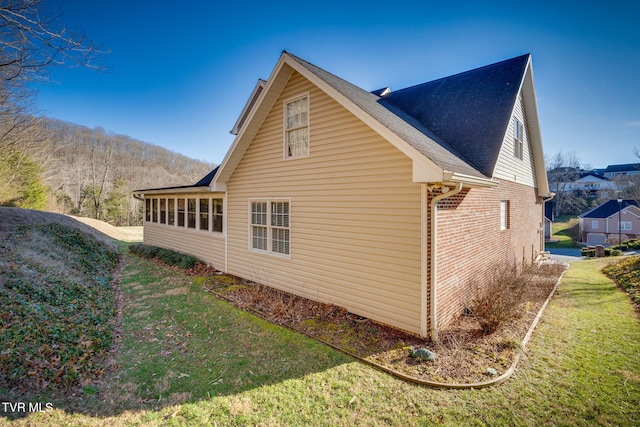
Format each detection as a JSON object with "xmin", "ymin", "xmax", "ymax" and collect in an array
[
  {"xmin": 546, "ymin": 151, "xmax": 588, "ymax": 216},
  {"xmin": 0, "ymin": 0, "xmax": 106, "ymax": 83},
  {"xmin": 0, "ymin": 0, "xmax": 107, "ymax": 209}
]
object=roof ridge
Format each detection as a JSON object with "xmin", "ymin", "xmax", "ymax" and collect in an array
[
  {"xmin": 388, "ymin": 54, "xmax": 531, "ymax": 95},
  {"xmin": 284, "ymin": 51, "xmax": 486, "ymax": 178}
]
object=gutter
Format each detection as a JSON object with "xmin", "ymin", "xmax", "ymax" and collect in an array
[{"xmin": 429, "ymin": 182, "xmax": 463, "ymax": 342}]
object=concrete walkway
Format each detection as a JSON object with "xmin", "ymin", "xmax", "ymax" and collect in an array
[{"xmin": 545, "ymin": 247, "xmax": 584, "ymax": 262}]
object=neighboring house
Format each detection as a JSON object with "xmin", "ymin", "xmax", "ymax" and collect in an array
[
  {"xmin": 134, "ymin": 52, "xmax": 550, "ymax": 340},
  {"xmin": 549, "ymin": 164, "xmax": 640, "ymax": 201},
  {"xmin": 579, "ymin": 199, "xmax": 640, "ymax": 245},
  {"xmin": 593, "ymin": 163, "xmax": 640, "ymax": 179}
]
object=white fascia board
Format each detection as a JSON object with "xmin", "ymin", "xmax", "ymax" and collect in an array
[
  {"xmin": 283, "ymin": 54, "xmax": 445, "ymax": 184},
  {"xmin": 133, "ymin": 187, "xmax": 215, "ymax": 196},
  {"xmin": 213, "ymin": 54, "xmax": 293, "ymax": 185}
]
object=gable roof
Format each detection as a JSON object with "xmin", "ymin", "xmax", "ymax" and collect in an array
[
  {"xmin": 380, "ymin": 54, "xmax": 530, "ymax": 177},
  {"xmin": 285, "ymin": 51, "xmax": 484, "ymax": 179},
  {"xmin": 215, "ymin": 51, "xmax": 548, "ymax": 193},
  {"xmin": 580, "ymin": 199, "xmax": 639, "ymax": 219}
]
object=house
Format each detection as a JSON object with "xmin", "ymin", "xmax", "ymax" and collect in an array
[
  {"xmin": 579, "ymin": 199, "xmax": 640, "ymax": 245},
  {"xmin": 134, "ymin": 52, "xmax": 550, "ymax": 340},
  {"xmin": 593, "ymin": 163, "xmax": 640, "ymax": 179}
]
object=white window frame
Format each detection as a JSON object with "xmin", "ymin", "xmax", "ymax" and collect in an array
[
  {"xmin": 249, "ymin": 199, "xmax": 291, "ymax": 258},
  {"xmin": 513, "ymin": 117, "xmax": 524, "ymax": 160},
  {"xmin": 159, "ymin": 198, "xmax": 167, "ymax": 224},
  {"xmin": 284, "ymin": 94, "xmax": 309, "ymax": 159},
  {"xmin": 592, "ymin": 220, "xmax": 599, "ymax": 229},
  {"xmin": 145, "ymin": 198, "xmax": 151, "ymax": 223},
  {"xmin": 167, "ymin": 198, "xmax": 175, "ymax": 226},
  {"xmin": 199, "ymin": 198, "xmax": 210, "ymax": 232},
  {"xmin": 152, "ymin": 198, "xmax": 158, "ymax": 223},
  {"xmin": 500, "ymin": 200, "xmax": 509, "ymax": 231},
  {"xmin": 212, "ymin": 198, "xmax": 223, "ymax": 233},
  {"xmin": 620, "ymin": 221, "xmax": 632, "ymax": 231}
]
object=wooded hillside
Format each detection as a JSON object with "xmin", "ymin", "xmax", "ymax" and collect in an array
[{"xmin": 0, "ymin": 117, "xmax": 215, "ymax": 225}]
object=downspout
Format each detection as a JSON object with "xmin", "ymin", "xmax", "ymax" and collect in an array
[
  {"xmin": 429, "ymin": 182, "xmax": 463, "ymax": 342},
  {"xmin": 541, "ymin": 193, "xmax": 555, "ymax": 256}
]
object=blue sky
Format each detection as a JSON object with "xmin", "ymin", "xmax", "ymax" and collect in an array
[{"xmin": 34, "ymin": 0, "xmax": 639, "ymax": 169}]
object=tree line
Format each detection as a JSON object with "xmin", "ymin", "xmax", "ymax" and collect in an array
[
  {"xmin": 1, "ymin": 117, "xmax": 214, "ymax": 225},
  {"xmin": 1, "ymin": 1, "xmax": 214, "ymax": 225}
]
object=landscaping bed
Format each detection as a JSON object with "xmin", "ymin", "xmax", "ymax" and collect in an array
[{"xmin": 195, "ymin": 262, "xmax": 566, "ymax": 385}]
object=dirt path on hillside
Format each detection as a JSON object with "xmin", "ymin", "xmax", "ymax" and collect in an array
[
  {"xmin": 69, "ymin": 215, "xmax": 143, "ymax": 242},
  {"xmin": 0, "ymin": 207, "xmax": 142, "ymax": 243}
]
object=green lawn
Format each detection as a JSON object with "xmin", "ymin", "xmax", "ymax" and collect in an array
[
  {"xmin": 2, "ymin": 251, "xmax": 640, "ymax": 426},
  {"xmin": 546, "ymin": 215, "xmax": 584, "ymax": 249}
]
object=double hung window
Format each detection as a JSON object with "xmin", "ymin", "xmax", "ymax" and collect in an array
[{"xmin": 250, "ymin": 200, "xmax": 290, "ymax": 256}]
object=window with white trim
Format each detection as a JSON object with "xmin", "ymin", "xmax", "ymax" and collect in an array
[
  {"xmin": 251, "ymin": 201, "xmax": 268, "ymax": 251},
  {"xmin": 168, "ymin": 198, "xmax": 175, "ymax": 226},
  {"xmin": 152, "ymin": 198, "xmax": 158, "ymax": 223},
  {"xmin": 620, "ymin": 221, "xmax": 632, "ymax": 231},
  {"xmin": 271, "ymin": 201, "xmax": 290, "ymax": 255},
  {"xmin": 187, "ymin": 198, "xmax": 196, "ymax": 229},
  {"xmin": 177, "ymin": 198, "xmax": 185, "ymax": 227},
  {"xmin": 212, "ymin": 198, "xmax": 223, "ymax": 233},
  {"xmin": 145, "ymin": 198, "xmax": 151, "ymax": 222},
  {"xmin": 199, "ymin": 198, "xmax": 209, "ymax": 231},
  {"xmin": 513, "ymin": 118, "xmax": 524, "ymax": 160},
  {"xmin": 159, "ymin": 198, "xmax": 167, "ymax": 224},
  {"xmin": 250, "ymin": 200, "xmax": 290, "ymax": 256},
  {"xmin": 500, "ymin": 200, "xmax": 509, "ymax": 230},
  {"xmin": 284, "ymin": 95, "xmax": 309, "ymax": 158},
  {"xmin": 592, "ymin": 220, "xmax": 599, "ymax": 229}
]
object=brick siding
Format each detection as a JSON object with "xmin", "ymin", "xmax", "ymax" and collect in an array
[{"xmin": 429, "ymin": 180, "xmax": 543, "ymax": 332}]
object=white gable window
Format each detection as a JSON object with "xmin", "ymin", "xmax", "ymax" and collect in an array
[
  {"xmin": 250, "ymin": 199, "xmax": 291, "ymax": 256},
  {"xmin": 500, "ymin": 200, "xmax": 509, "ymax": 230},
  {"xmin": 284, "ymin": 95, "xmax": 309, "ymax": 158},
  {"xmin": 513, "ymin": 118, "xmax": 524, "ymax": 160},
  {"xmin": 592, "ymin": 220, "xmax": 599, "ymax": 229}
]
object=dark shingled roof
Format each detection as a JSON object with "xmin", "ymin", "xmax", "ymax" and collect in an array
[
  {"xmin": 380, "ymin": 54, "xmax": 530, "ymax": 177},
  {"xmin": 603, "ymin": 163, "xmax": 640, "ymax": 173},
  {"xmin": 135, "ymin": 165, "xmax": 219, "ymax": 192},
  {"xmin": 286, "ymin": 52, "xmax": 486, "ymax": 178},
  {"xmin": 193, "ymin": 165, "xmax": 220, "ymax": 187},
  {"xmin": 580, "ymin": 199, "xmax": 638, "ymax": 219}
]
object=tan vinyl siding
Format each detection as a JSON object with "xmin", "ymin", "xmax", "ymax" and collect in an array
[
  {"xmin": 226, "ymin": 71, "xmax": 423, "ymax": 334},
  {"xmin": 493, "ymin": 93, "xmax": 537, "ymax": 187},
  {"xmin": 143, "ymin": 193, "xmax": 226, "ymax": 270}
]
